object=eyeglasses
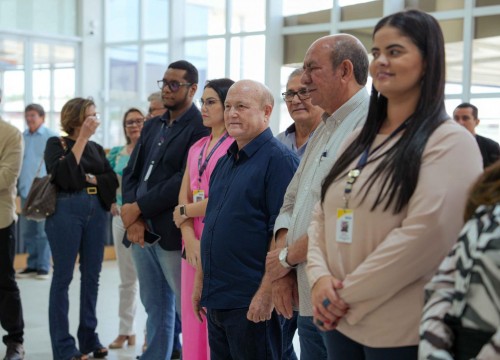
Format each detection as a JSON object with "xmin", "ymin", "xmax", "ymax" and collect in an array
[
  {"xmin": 86, "ymin": 113, "xmax": 101, "ymax": 120},
  {"xmin": 125, "ymin": 118, "xmax": 145, "ymax": 127},
  {"xmin": 157, "ymin": 79, "xmax": 192, "ymax": 92},
  {"xmin": 198, "ymin": 98, "xmax": 221, "ymax": 108},
  {"xmin": 281, "ymin": 88, "xmax": 310, "ymax": 102}
]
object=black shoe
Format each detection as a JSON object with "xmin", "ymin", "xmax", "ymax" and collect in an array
[
  {"xmin": 171, "ymin": 348, "xmax": 181, "ymax": 360},
  {"xmin": 3, "ymin": 342, "xmax": 24, "ymax": 360},
  {"xmin": 16, "ymin": 268, "xmax": 37, "ymax": 279},
  {"xmin": 35, "ymin": 270, "xmax": 50, "ymax": 280},
  {"xmin": 93, "ymin": 347, "xmax": 108, "ymax": 359}
]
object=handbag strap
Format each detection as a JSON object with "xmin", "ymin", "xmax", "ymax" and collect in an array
[{"xmin": 35, "ymin": 136, "xmax": 69, "ymax": 178}]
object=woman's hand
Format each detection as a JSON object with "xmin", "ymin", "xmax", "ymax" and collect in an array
[
  {"xmin": 79, "ymin": 115, "xmax": 100, "ymax": 141},
  {"xmin": 173, "ymin": 204, "xmax": 188, "ymax": 228},
  {"xmin": 184, "ymin": 236, "xmax": 200, "ymax": 267},
  {"xmin": 311, "ymin": 275, "xmax": 349, "ymax": 331}
]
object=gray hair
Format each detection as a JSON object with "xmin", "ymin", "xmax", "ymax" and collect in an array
[{"xmin": 147, "ymin": 91, "xmax": 162, "ymax": 102}]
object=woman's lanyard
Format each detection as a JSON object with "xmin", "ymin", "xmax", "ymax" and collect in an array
[
  {"xmin": 343, "ymin": 120, "xmax": 408, "ymax": 209},
  {"xmin": 197, "ymin": 132, "xmax": 229, "ymax": 184}
]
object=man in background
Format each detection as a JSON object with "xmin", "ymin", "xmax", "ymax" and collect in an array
[
  {"xmin": 453, "ymin": 102, "xmax": 500, "ymax": 168},
  {"xmin": 0, "ymin": 88, "xmax": 26, "ymax": 360},
  {"xmin": 277, "ymin": 68, "xmax": 323, "ymax": 159},
  {"xmin": 16, "ymin": 104, "xmax": 57, "ymax": 280},
  {"xmin": 146, "ymin": 91, "xmax": 166, "ymax": 120}
]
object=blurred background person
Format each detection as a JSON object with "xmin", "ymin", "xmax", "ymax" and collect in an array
[
  {"xmin": 277, "ymin": 68, "xmax": 323, "ymax": 159},
  {"xmin": 17, "ymin": 103, "xmax": 58, "ymax": 280},
  {"xmin": 173, "ymin": 78, "xmax": 234, "ymax": 360},
  {"xmin": 44, "ymin": 97, "xmax": 118, "ymax": 360},
  {"xmin": 0, "ymin": 87, "xmax": 26, "ymax": 360},
  {"xmin": 420, "ymin": 161, "xmax": 500, "ymax": 360},
  {"xmin": 106, "ymin": 108, "xmax": 145, "ymax": 350},
  {"xmin": 146, "ymin": 91, "xmax": 166, "ymax": 120},
  {"xmin": 453, "ymin": 102, "xmax": 500, "ymax": 169},
  {"xmin": 307, "ymin": 10, "xmax": 482, "ymax": 359}
]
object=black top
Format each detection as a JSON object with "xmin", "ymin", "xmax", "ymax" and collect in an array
[
  {"xmin": 476, "ymin": 134, "xmax": 500, "ymax": 169},
  {"xmin": 44, "ymin": 136, "xmax": 118, "ymax": 210}
]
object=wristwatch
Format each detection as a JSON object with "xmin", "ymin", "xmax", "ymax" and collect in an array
[
  {"xmin": 279, "ymin": 247, "xmax": 294, "ymax": 269},
  {"xmin": 179, "ymin": 204, "xmax": 188, "ymax": 219}
]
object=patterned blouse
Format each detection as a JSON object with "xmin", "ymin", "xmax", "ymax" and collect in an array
[{"xmin": 419, "ymin": 204, "xmax": 500, "ymax": 360}]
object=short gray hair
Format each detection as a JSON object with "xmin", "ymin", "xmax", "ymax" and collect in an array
[{"xmin": 147, "ymin": 91, "xmax": 162, "ymax": 102}]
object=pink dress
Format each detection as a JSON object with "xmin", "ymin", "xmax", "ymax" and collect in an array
[{"xmin": 181, "ymin": 133, "xmax": 233, "ymax": 360}]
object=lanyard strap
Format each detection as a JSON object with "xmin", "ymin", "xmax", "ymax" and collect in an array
[
  {"xmin": 198, "ymin": 132, "xmax": 229, "ymax": 183},
  {"xmin": 343, "ymin": 120, "xmax": 408, "ymax": 208}
]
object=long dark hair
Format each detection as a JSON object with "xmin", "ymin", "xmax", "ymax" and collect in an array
[{"xmin": 321, "ymin": 9, "xmax": 448, "ymax": 213}]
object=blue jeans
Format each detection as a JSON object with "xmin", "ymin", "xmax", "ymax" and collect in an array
[
  {"xmin": 0, "ymin": 222, "xmax": 24, "ymax": 345},
  {"xmin": 298, "ymin": 315, "xmax": 327, "ymax": 360},
  {"xmin": 207, "ymin": 308, "xmax": 282, "ymax": 360},
  {"xmin": 322, "ymin": 329, "xmax": 418, "ymax": 360},
  {"xmin": 20, "ymin": 197, "xmax": 51, "ymax": 272},
  {"xmin": 280, "ymin": 312, "xmax": 298, "ymax": 360},
  {"xmin": 131, "ymin": 243, "xmax": 181, "ymax": 360},
  {"xmin": 45, "ymin": 191, "xmax": 107, "ymax": 360}
]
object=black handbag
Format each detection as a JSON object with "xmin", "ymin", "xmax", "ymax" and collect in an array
[
  {"xmin": 22, "ymin": 137, "xmax": 67, "ymax": 221},
  {"xmin": 444, "ymin": 314, "xmax": 494, "ymax": 360}
]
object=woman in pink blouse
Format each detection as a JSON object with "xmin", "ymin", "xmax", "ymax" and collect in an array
[
  {"xmin": 173, "ymin": 78, "xmax": 234, "ymax": 360},
  {"xmin": 306, "ymin": 10, "xmax": 482, "ymax": 359}
]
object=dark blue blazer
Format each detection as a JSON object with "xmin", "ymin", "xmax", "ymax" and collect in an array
[{"xmin": 122, "ymin": 103, "xmax": 209, "ymax": 250}]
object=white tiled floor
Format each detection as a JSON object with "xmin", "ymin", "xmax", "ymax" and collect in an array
[{"xmin": 1, "ymin": 260, "xmax": 300, "ymax": 360}]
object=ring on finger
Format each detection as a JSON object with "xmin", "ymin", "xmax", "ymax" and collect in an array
[
  {"xmin": 315, "ymin": 318, "xmax": 324, "ymax": 327},
  {"xmin": 322, "ymin": 298, "xmax": 331, "ymax": 308}
]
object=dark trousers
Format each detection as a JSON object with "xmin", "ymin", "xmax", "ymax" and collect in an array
[
  {"xmin": 0, "ymin": 222, "xmax": 24, "ymax": 345},
  {"xmin": 207, "ymin": 308, "xmax": 282, "ymax": 360},
  {"xmin": 323, "ymin": 330, "xmax": 418, "ymax": 360}
]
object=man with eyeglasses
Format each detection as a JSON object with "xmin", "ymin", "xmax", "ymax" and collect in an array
[
  {"xmin": 121, "ymin": 60, "xmax": 209, "ymax": 360},
  {"xmin": 265, "ymin": 34, "xmax": 370, "ymax": 360},
  {"xmin": 277, "ymin": 68, "xmax": 323, "ymax": 159}
]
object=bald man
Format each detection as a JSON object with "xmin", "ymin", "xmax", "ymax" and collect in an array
[{"xmin": 194, "ymin": 80, "xmax": 299, "ymax": 359}]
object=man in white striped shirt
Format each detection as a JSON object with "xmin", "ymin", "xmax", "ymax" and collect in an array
[{"xmin": 264, "ymin": 34, "xmax": 370, "ymax": 359}]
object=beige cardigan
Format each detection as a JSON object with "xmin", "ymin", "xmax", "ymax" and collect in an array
[
  {"xmin": 0, "ymin": 118, "xmax": 23, "ymax": 229},
  {"xmin": 307, "ymin": 120, "xmax": 483, "ymax": 347}
]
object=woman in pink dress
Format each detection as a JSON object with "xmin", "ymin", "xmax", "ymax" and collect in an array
[{"xmin": 173, "ymin": 78, "xmax": 234, "ymax": 360}]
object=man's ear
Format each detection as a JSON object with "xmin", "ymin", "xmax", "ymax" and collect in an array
[
  {"xmin": 340, "ymin": 60, "xmax": 354, "ymax": 81},
  {"xmin": 475, "ymin": 118, "xmax": 480, "ymax": 127},
  {"xmin": 263, "ymin": 104, "xmax": 273, "ymax": 122},
  {"xmin": 189, "ymin": 83, "xmax": 198, "ymax": 98}
]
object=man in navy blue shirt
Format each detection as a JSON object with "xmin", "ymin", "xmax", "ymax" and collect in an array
[{"xmin": 192, "ymin": 80, "xmax": 299, "ymax": 359}]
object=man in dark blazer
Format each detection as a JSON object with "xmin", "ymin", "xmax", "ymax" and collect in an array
[
  {"xmin": 121, "ymin": 60, "xmax": 209, "ymax": 360},
  {"xmin": 454, "ymin": 102, "xmax": 500, "ymax": 168}
]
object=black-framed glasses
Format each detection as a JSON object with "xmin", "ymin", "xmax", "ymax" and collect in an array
[
  {"xmin": 157, "ymin": 79, "xmax": 192, "ymax": 92},
  {"xmin": 125, "ymin": 118, "xmax": 145, "ymax": 127},
  {"xmin": 281, "ymin": 88, "xmax": 310, "ymax": 102}
]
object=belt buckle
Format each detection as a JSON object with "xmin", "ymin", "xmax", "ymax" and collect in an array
[{"xmin": 86, "ymin": 187, "xmax": 97, "ymax": 195}]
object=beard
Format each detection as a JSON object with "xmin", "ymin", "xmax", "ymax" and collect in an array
[{"xmin": 164, "ymin": 90, "xmax": 190, "ymax": 112}]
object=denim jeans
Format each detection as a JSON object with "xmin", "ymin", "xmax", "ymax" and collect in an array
[
  {"xmin": 322, "ymin": 329, "xmax": 418, "ymax": 360},
  {"xmin": 20, "ymin": 197, "xmax": 51, "ymax": 272},
  {"xmin": 280, "ymin": 312, "xmax": 298, "ymax": 360},
  {"xmin": 131, "ymin": 243, "xmax": 181, "ymax": 360},
  {"xmin": 46, "ymin": 191, "xmax": 107, "ymax": 360},
  {"xmin": 0, "ymin": 222, "xmax": 24, "ymax": 345},
  {"xmin": 207, "ymin": 308, "xmax": 282, "ymax": 360},
  {"xmin": 297, "ymin": 315, "xmax": 327, "ymax": 360}
]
